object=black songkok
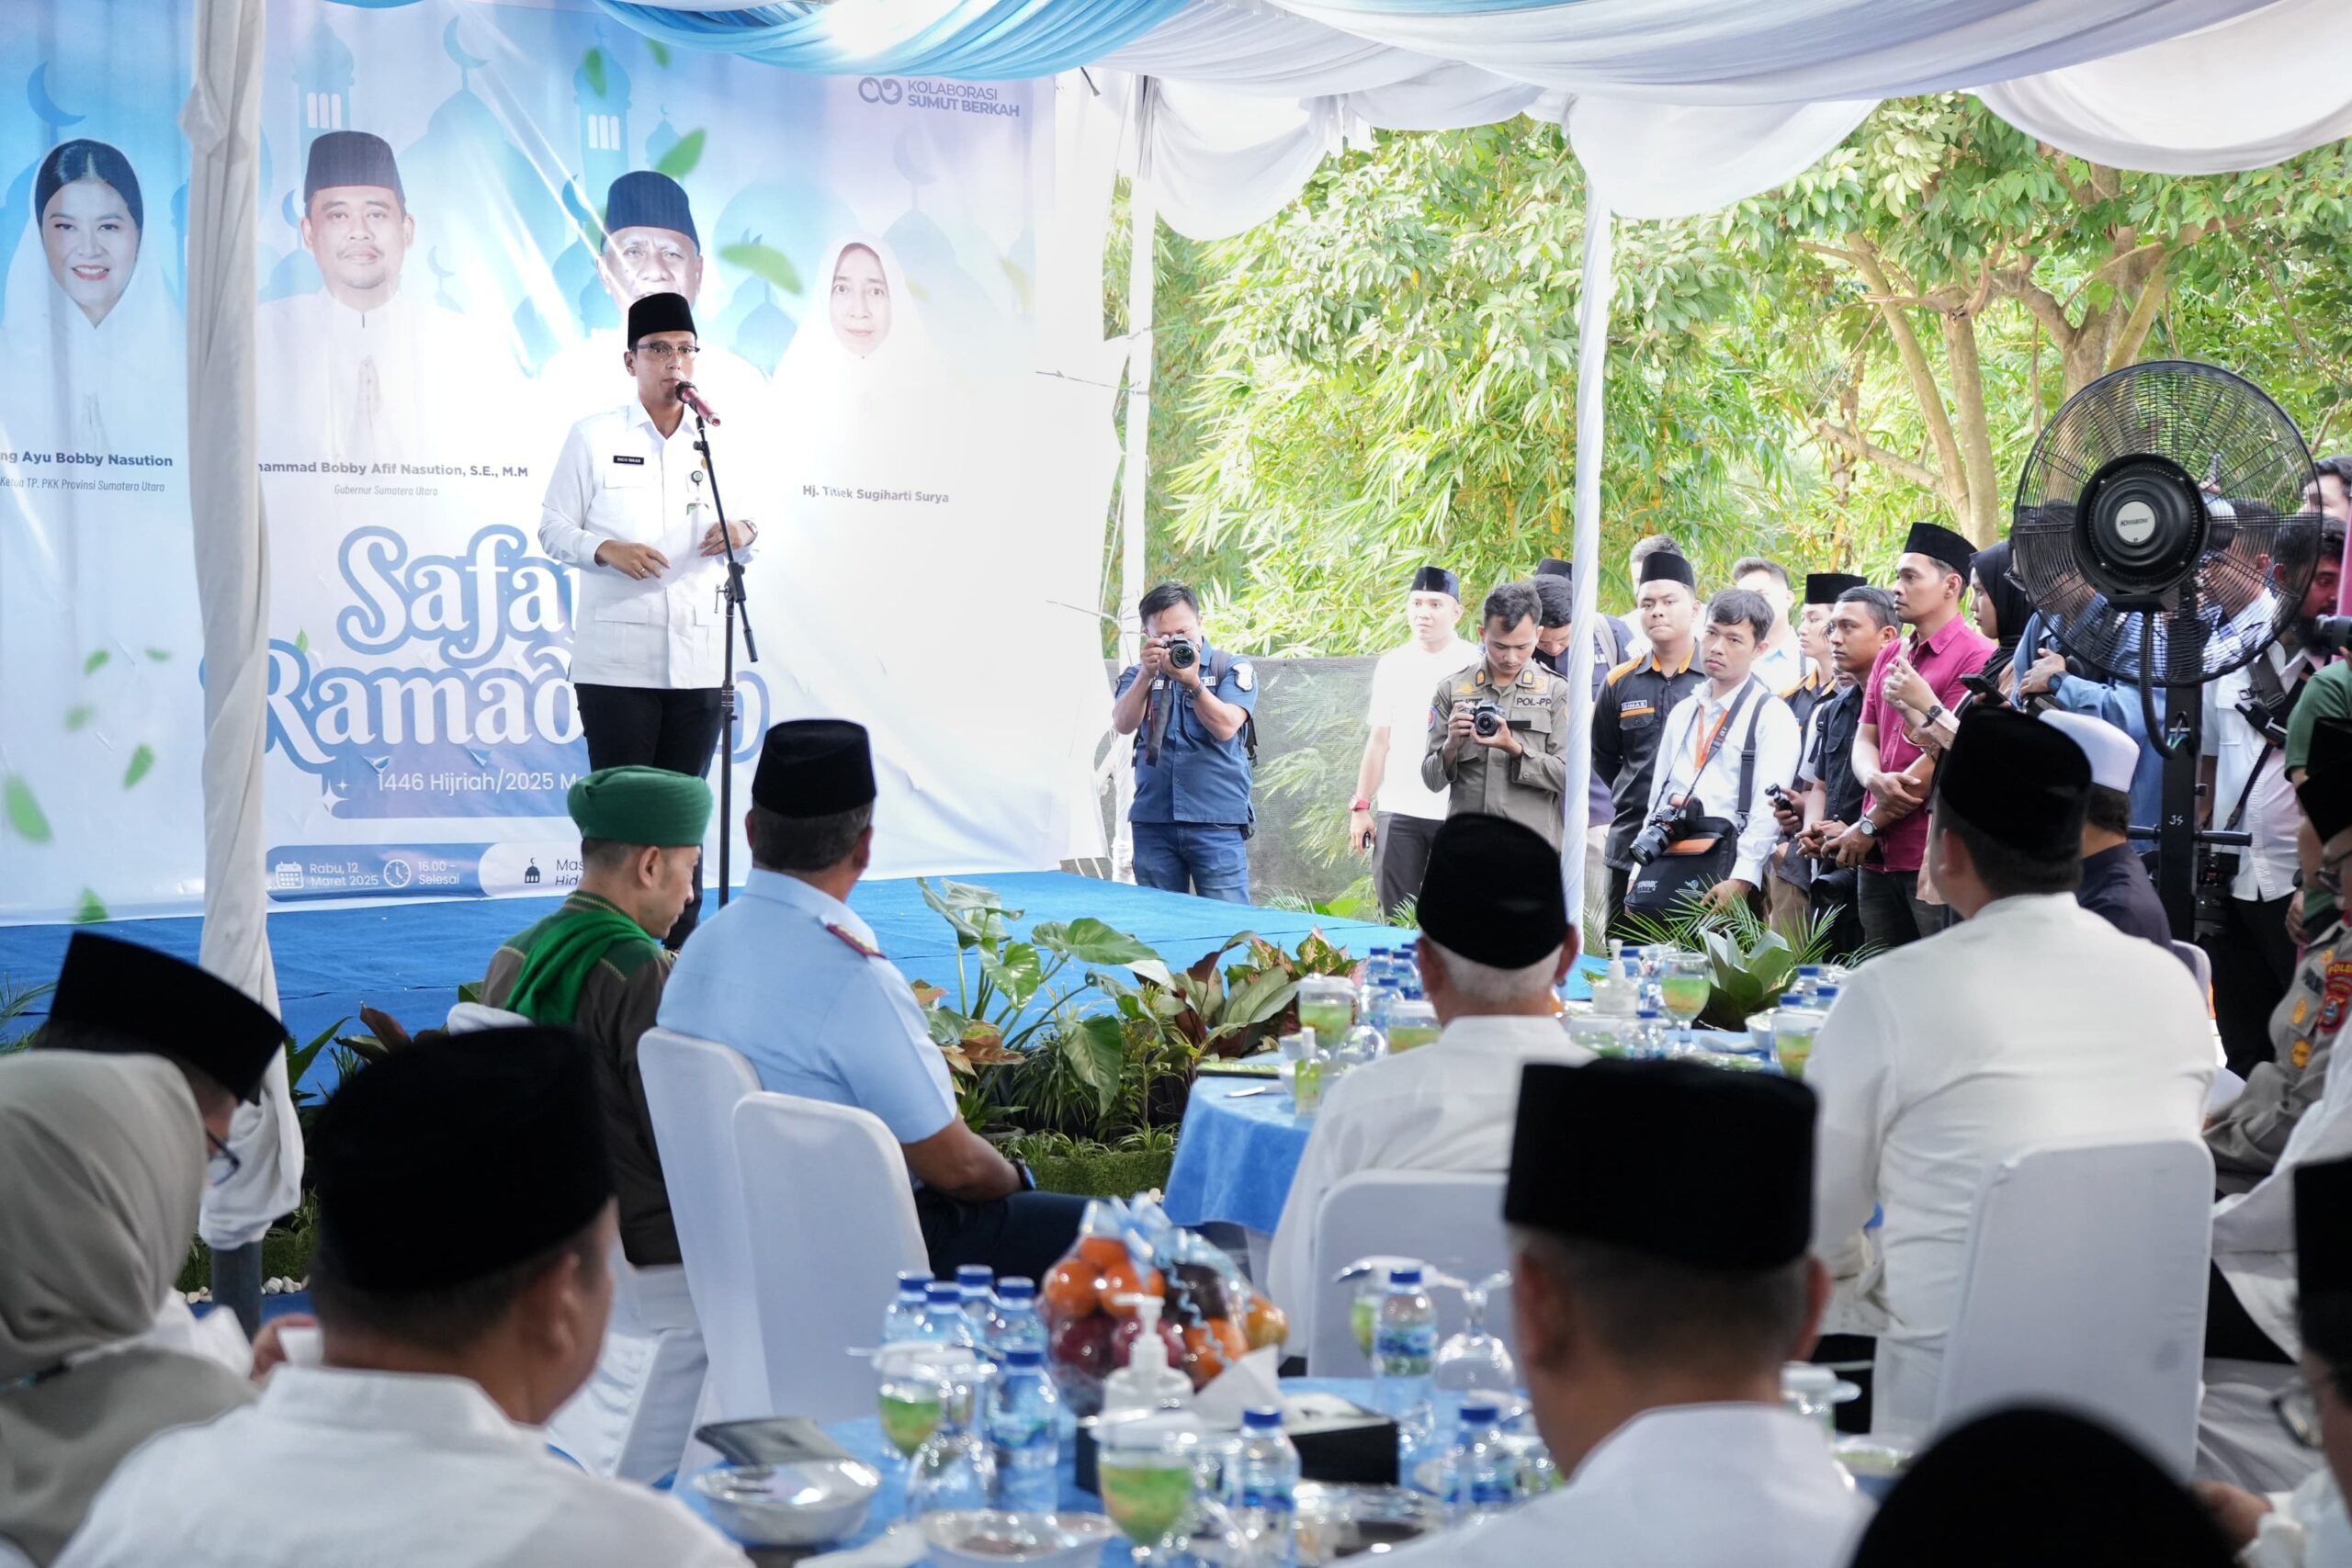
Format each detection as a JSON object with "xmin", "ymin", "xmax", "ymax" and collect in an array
[
  {"xmin": 311, "ymin": 1029, "xmax": 613, "ymax": 1292},
  {"xmin": 1415, "ymin": 816, "xmax": 1568, "ymax": 970},
  {"xmin": 47, "ymin": 932, "xmax": 287, "ymax": 1103},
  {"xmin": 1505, "ymin": 1058, "xmax": 1815, "ymax": 1269},
  {"xmin": 753, "ymin": 719, "xmax": 877, "ymax": 818}
]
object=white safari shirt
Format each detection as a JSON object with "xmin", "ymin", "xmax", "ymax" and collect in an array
[
  {"xmin": 1265, "ymin": 1014, "xmax": 1590, "ymax": 1318},
  {"xmin": 1375, "ymin": 1404, "xmax": 1869, "ymax": 1568},
  {"xmin": 1808, "ymin": 894, "xmax": 2212, "ymax": 1435},
  {"xmin": 538, "ymin": 400, "xmax": 756, "ymax": 690},
  {"xmin": 57, "ymin": 1367, "xmax": 749, "ymax": 1568}
]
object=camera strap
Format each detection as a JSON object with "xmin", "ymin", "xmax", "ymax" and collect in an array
[
  {"xmin": 1673, "ymin": 679, "xmax": 1759, "ymax": 806},
  {"xmin": 2226, "ymin": 653, "xmax": 2303, "ymax": 830}
]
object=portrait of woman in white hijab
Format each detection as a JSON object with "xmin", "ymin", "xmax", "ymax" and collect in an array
[
  {"xmin": 2, "ymin": 138, "xmax": 184, "ymax": 458},
  {"xmin": 0, "ymin": 1052, "xmax": 255, "ymax": 1565}
]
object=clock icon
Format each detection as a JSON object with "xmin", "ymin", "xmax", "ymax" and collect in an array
[{"xmin": 381, "ymin": 856, "xmax": 413, "ymax": 890}]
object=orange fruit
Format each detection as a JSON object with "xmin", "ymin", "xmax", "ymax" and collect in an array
[
  {"xmin": 1097, "ymin": 1261, "xmax": 1165, "ymax": 1317},
  {"xmin": 1078, "ymin": 1235, "xmax": 1130, "ymax": 1269},
  {"xmin": 1181, "ymin": 1325, "xmax": 1228, "ymax": 1381},
  {"xmin": 1042, "ymin": 1261, "xmax": 1098, "ymax": 1320},
  {"xmin": 1244, "ymin": 1297, "xmax": 1288, "ymax": 1350},
  {"xmin": 1211, "ymin": 1317, "xmax": 1250, "ymax": 1363}
]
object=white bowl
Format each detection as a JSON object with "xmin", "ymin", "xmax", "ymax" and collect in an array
[
  {"xmin": 691, "ymin": 1459, "xmax": 880, "ymax": 1547},
  {"xmin": 919, "ymin": 1509, "xmax": 1118, "ymax": 1567}
]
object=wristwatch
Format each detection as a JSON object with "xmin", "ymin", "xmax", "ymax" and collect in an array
[
  {"xmin": 1349, "ymin": 797, "xmax": 1373, "ymax": 812},
  {"xmin": 1014, "ymin": 1159, "xmax": 1037, "ymax": 1193},
  {"xmin": 1856, "ymin": 817, "xmax": 1880, "ymax": 840},
  {"xmin": 1920, "ymin": 702, "xmax": 1946, "ymax": 728}
]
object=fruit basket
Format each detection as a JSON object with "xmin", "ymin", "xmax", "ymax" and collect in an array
[{"xmin": 1040, "ymin": 1196, "xmax": 1287, "ymax": 1416}]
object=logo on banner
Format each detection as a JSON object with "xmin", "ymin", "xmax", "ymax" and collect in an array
[{"xmin": 858, "ymin": 76, "xmax": 904, "ymax": 105}]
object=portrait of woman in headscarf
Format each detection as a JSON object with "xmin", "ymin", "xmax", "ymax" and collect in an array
[
  {"xmin": 0, "ymin": 1052, "xmax": 254, "ymax": 1565},
  {"xmin": 2, "ymin": 137, "xmax": 183, "ymax": 457}
]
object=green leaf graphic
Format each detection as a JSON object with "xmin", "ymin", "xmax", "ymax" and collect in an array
[
  {"xmin": 582, "ymin": 48, "xmax": 607, "ymax": 97},
  {"xmin": 144, "ymin": 648, "xmax": 170, "ymax": 661},
  {"xmin": 73, "ymin": 889, "xmax": 108, "ymax": 924},
  {"xmin": 123, "ymin": 745, "xmax": 154, "ymax": 789},
  {"xmin": 654, "ymin": 129, "xmax": 705, "ymax": 180},
  {"xmin": 647, "ymin": 39, "xmax": 672, "ymax": 66},
  {"xmin": 83, "ymin": 649, "xmax": 109, "ymax": 675},
  {"xmin": 294, "ymin": 629, "xmax": 311, "ymax": 654},
  {"xmin": 4, "ymin": 776, "xmax": 51, "ymax": 842},
  {"xmin": 718, "ymin": 241, "xmax": 802, "ymax": 296},
  {"xmin": 62, "ymin": 705, "xmax": 93, "ymax": 732}
]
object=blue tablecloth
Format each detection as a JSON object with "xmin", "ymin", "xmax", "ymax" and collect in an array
[
  {"xmin": 1161, "ymin": 1076, "xmax": 1316, "ymax": 1235},
  {"xmin": 684, "ymin": 1377, "xmax": 1381, "ymax": 1557}
]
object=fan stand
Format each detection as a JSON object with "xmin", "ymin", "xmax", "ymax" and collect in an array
[{"xmin": 2140, "ymin": 610, "xmax": 2255, "ymax": 942}]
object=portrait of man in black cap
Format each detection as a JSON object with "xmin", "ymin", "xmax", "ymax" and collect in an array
[{"xmin": 255, "ymin": 129, "xmax": 496, "ymax": 465}]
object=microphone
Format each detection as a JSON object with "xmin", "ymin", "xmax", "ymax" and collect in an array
[{"xmin": 675, "ymin": 381, "xmax": 721, "ymax": 425}]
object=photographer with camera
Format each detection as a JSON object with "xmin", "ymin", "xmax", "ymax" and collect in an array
[
  {"xmin": 2199, "ymin": 516, "xmax": 2343, "ymax": 1071},
  {"xmin": 1624, "ymin": 590, "xmax": 1801, "ymax": 916},
  {"xmin": 1595, "ymin": 550, "xmax": 1706, "ymax": 934},
  {"xmin": 1422, "ymin": 581, "xmax": 1574, "ymax": 853},
  {"xmin": 1111, "ymin": 581, "xmax": 1259, "ymax": 903}
]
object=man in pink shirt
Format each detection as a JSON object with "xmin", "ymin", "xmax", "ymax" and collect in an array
[{"xmin": 1826, "ymin": 521, "xmax": 1994, "ymax": 950}]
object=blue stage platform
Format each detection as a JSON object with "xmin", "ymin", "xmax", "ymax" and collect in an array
[{"xmin": 0, "ymin": 874, "xmax": 1398, "ymax": 1088}]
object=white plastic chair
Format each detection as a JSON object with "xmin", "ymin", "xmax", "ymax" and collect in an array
[
  {"xmin": 734, "ymin": 1092, "xmax": 931, "ymax": 1421},
  {"xmin": 1930, "ymin": 1137, "xmax": 2215, "ymax": 1477},
  {"xmin": 1305, "ymin": 1171, "xmax": 1512, "ymax": 1374},
  {"xmin": 2174, "ymin": 942, "xmax": 2226, "ymax": 1068},
  {"xmin": 639, "ymin": 1027, "xmax": 768, "ymax": 1422}
]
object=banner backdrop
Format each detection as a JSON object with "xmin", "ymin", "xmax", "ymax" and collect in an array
[{"xmin": 0, "ymin": 0, "xmax": 1112, "ymax": 922}]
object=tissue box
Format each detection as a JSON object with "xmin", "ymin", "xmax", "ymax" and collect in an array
[{"xmin": 1074, "ymin": 1396, "xmax": 1397, "ymax": 1495}]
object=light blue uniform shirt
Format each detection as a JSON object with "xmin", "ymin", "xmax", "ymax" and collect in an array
[{"xmin": 657, "ymin": 868, "xmax": 957, "ymax": 1145}]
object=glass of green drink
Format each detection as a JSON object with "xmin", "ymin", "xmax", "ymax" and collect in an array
[
  {"xmin": 1296, "ymin": 977, "xmax": 1356, "ymax": 1047},
  {"xmin": 1097, "ymin": 1424, "xmax": 1202, "ymax": 1564},
  {"xmin": 1660, "ymin": 953, "xmax": 1712, "ymax": 1054},
  {"xmin": 1774, "ymin": 1019, "xmax": 1818, "ymax": 1079},
  {"xmin": 874, "ymin": 1344, "xmax": 956, "ymax": 1522}
]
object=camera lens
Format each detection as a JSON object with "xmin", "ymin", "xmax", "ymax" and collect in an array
[
  {"xmin": 1473, "ymin": 705, "xmax": 1501, "ymax": 738},
  {"xmin": 1168, "ymin": 640, "xmax": 1196, "ymax": 670}
]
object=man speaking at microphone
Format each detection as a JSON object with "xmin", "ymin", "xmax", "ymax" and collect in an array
[{"xmin": 540, "ymin": 291, "xmax": 757, "ymax": 948}]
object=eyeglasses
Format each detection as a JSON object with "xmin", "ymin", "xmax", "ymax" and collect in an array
[
  {"xmin": 632, "ymin": 342, "xmax": 699, "ymax": 363},
  {"xmin": 206, "ymin": 1128, "xmax": 243, "ymax": 1190}
]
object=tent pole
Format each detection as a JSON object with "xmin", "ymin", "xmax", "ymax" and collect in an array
[
  {"xmin": 1112, "ymin": 77, "xmax": 1157, "ymax": 883},
  {"xmin": 1562, "ymin": 196, "xmax": 1615, "ymax": 945}
]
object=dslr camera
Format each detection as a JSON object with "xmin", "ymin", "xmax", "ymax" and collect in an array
[
  {"xmin": 1164, "ymin": 637, "xmax": 1198, "ymax": 671},
  {"xmin": 2194, "ymin": 846, "xmax": 2242, "ymax": 942},
  {"xmin": 1471, "ymin": 697, "xmax": 1505, "ymax": 738},
  {"xmin": 1628, "ymin": 795, "xmax": 1699, "ymax": 867}
]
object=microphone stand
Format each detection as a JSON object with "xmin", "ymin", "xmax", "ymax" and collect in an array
[{"xmin": 692, "ymin": 400, "xmax": 756, "ymax": 909}]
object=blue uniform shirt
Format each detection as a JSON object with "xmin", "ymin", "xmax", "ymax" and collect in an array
[
  {"xmin": 657, "ymin": 868, "xmax": 956, "ymax": 1145},
  {"xmin": 1114, "ymin": 646, "xmax": 1258, "ymax": 826}
]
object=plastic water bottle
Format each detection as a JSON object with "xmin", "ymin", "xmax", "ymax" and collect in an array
[
  {"xmin": 1449, "ymin": 1401, "xmax": 1515, "ymax": 1525},
  {"xmin": 1228, "ymin": 1405, "xmax": 1302, "ymax": 1567},
  {"xmin": 882, "ymin": 1270, "xmax": 932, "ymax": 1345},
  {"xmin": 1386, "ymin": 989, "xmax": 1441, "ymax": 1054},
  {"xmin": 918, "ymin": 1280, "xmax": 981, "ymax": 1349},
  {"xmin": 1815, "ymin": 984, "xmax": 1841, "ymax": 1010},
  {"xmin": 1791, "ymin": 964, "xmax": 1825, "ymax": 1004},
  {"xmin": 991, "ymin": 1278, "xmax": 1047, "ymax": 1361},
  {"xmin": 1631, "ymin": 1007, "xmax": 1670, "ymax": 1059},
  {"xmin": 987, "ymin": 1348, "xmax": 1061, "ymax": 1514},
  {"xmin": 1374, "ymin": 1265, "xmax": 1438, "ymax": 1459},
  {"xmin": 1363, "ymin": 950, "xmax": 1403, "ymax": 1033},
  {"xmin": 957, "ymin": 1264, "xmax": 1003, "ymax": 1349},
  {"xmin": 1400, "ymin": 942, "xmax": 1422, "ymax": 989}
]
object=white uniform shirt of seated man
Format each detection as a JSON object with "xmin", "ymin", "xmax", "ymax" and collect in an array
[{"xmin": 1266, "ymin": 923, "xmax": 1589, "ymax": 1321}]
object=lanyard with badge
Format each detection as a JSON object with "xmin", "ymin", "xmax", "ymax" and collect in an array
[{"xmin": 1667, "ymin": 680, "xmax": 1758, "ymax": 806}]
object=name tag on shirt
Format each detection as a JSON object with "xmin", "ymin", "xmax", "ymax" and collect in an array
[{"xmin": 612, "ymin": 454, "xmax": 646, "ymax": 466}]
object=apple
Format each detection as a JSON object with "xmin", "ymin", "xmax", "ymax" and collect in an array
[
  {"xmin": 1110, "ymin": 1314, "xmax": 1187, "ymax": 1370},
  {"xmin": 1051, "ymin": 1311, "xmax": 1114, "ymax": 1377}
]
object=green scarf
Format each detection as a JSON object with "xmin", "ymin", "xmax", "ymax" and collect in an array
[{"xmin": 503, "ymin": 896, "xmax": 660, "ymax": 1026}]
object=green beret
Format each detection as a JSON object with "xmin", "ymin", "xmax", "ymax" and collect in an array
[{"xmin": 566, "ymin": 766, "xmax": 712, "ymax": 848}]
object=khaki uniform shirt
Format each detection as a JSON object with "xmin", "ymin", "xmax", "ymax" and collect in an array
[
  {"xmin": 480, "ymin": 893, "xmax": 682, "ymax": 1268},
  {"xmin": 2209, "ymin": 913, "xmax": 2350, "ymax": 1182},
  {"xmin": 1419, "ymin": 661, "xmax": 1573, "ymax": 850}
]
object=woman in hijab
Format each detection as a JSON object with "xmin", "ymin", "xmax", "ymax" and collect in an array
[
  {"xmin": 0, "ymin": 138, "xmax": 200, "ymax": 922},
  {"xmin": 0, "ymin": 1052, "xmax": 254, "ymax": 1565},
  {"xmin": 1970, "ymin": 539, "xmax": 2036, "ymax": 692}
]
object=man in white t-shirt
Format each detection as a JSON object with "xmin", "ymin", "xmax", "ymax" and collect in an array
[{"xmin": 1351, "ymin": 566, "xmax": 1470, "ymax": 917}]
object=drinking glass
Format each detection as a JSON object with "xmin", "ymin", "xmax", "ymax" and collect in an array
[
  {"xmin": 875, "ymin": 1344, "xmax": 979, "ymax": 1524},
  {"xmin": 1097, "ymin": 1422, "xmax": 1204, "ymax": 1565},
  {"xmin": 1659, "ymin": 953, "xmax": 1712, "ymax": 1053},
  {"xmin": 1431, "ymin": 1270, "xmax": 1518, "ymax": 1403},
  {"xmin": 907, "ymin": 1351, "xmax": 995, "ymax": 1521},
  {"xmin": 1296, "ymin": 977, "xmax": 1356, "ymax": 1047}
]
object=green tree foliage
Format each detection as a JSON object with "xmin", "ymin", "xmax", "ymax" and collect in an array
[{"xmin": 1148, "ymin": 103, "xmax": 2352, "ymax": 655}]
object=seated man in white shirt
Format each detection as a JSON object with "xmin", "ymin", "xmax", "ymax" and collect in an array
[
  {"xmin": 1810, "ymin": 706, "xmax": 2213, "ymax": 1438},
  {"xmin": 60, "ymin": 1028, "xmax": 749, "ymax": 1568},
  {"xmin": 1383, "ymin": 1059, "xmax": 1868, "ymax": 1568},
  {"xmin": 1266, "ymin": 815, "xmax": 1588, "ymax": 1323},
  {"xmin": 1635, "ymin": 587, "xmax": 1801, "ymax": 916},
  {"xmin": 2199, "ymin": 1153, "xmax": 2352, "ymax": 1565}
]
